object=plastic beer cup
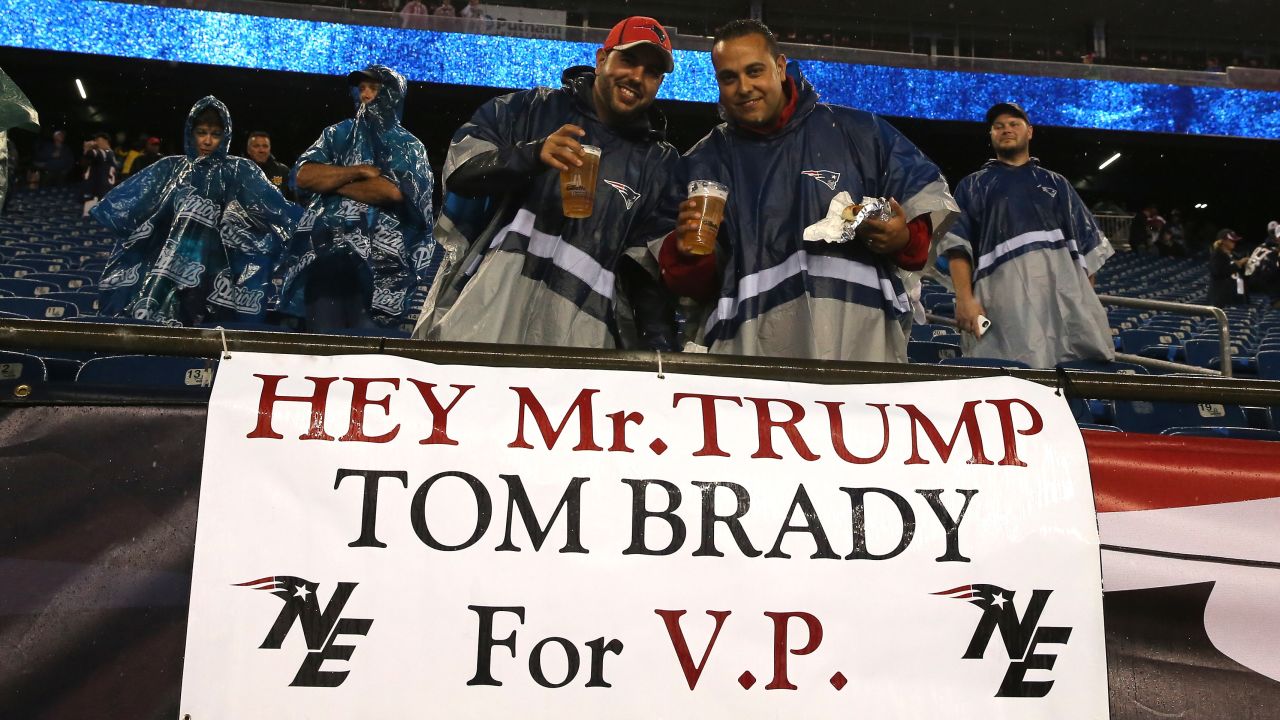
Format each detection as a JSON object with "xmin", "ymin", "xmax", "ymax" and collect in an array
[
  {"xmin": 678, "ymin": 180, "xmax": 729, "ymax": 255},
  {"xmin": 560, "ymin": 145, "xmax": 601, "ymax": 218}
]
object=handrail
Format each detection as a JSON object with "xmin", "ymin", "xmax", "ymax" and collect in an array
[
  {"xmin": 923, "ymin": 312, "xmax": 1219, "ymax": 376},
  {"xmin": 0, "ymin": 319, "xmax": 1277, "ymax": 406},
  {"xmin": 1097, "ymin": 295, "xmax": 1232, "ymax": 377}
]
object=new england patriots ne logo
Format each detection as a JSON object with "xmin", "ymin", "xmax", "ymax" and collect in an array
[
  {"xmin": 934, "ymin": 584, "xmax": 1072, "ymax": 698},
  {"xmin": 236, "ymin": 575, "xmax": 373, "ymax": 688},
  {"xmin": 801, "ymin": 169, "xmax": 841, "ymax": 190},
  {"xmin": 1037, "ymin": 184, "xmax": 1058, "ymax": 198},
  {"xmin": 604, "ymin": 180, "xmax": 642, "ymax": 210}
]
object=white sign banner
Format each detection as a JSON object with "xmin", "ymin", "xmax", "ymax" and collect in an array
[{"xmin": 180, "ymin": 352, "xmax": 1107, "ymax": 718}]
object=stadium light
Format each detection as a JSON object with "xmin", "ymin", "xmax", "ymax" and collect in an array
[
  {"xmin": 1195, "ymin": 203, "xmax": 1208, "ymax": 209},
  {"xmin": 1098, "ymin": 152, "xmax": 1121, "ymax": 170},
  {"xmin": 75, "ymin": 78, "xmax": 87, "ymax": 100}
]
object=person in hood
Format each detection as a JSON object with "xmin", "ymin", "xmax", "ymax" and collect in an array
[
  {"xmin": 939, "ymin": 103, "xmax": 1114, "ymax": 368},
  {"xmin": 92, "ymin": 97, "xmax": 300, "ymax": 325},
  {"xmin": 275, "ymin": 65, "xmax": 435, "ymax": 333},
  {"xmin": 413, "ymin": 16, "xmax": 680, "ymax": 350},
  {"xmin": 662, "ymin": 20, "xmax": 958, "ymax": 362},
  {"xmin": 246, "ymin": 131, "xmax": 294, "ymax": 202}
]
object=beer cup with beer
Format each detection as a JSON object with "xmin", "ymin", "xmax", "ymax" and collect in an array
[
  {"xmin": 678, "ymin": 180, "xmax": 729, "ymax": 255},
  {"xmin": 560, "ymin": 145, "xmax": 601, "ymax": 218}
]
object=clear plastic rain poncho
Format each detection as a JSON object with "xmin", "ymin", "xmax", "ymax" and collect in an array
[
  {"xmin": 92, "ymin": 96, "xmax": 300, "ymax": 325},
  {"xmin": 273, "ymin": 65, "xmax": 435, "ymax": 324}
]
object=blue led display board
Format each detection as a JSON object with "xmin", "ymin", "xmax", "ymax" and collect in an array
[{"xmin": 2, "ymin": 0, "xmax": 1278, "ymax": 139}]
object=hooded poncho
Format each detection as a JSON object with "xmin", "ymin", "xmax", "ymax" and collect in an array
[
  {"xmin": 93, "ymin": 96, "xmax": 299, "ymax": 324},
  {"xmin": 680, "ymin": 63, "xmax": 958, "ymax": 362},
  {"xmin": 274, "ymin": 65, "xmax": 436, "ymax": 324}
]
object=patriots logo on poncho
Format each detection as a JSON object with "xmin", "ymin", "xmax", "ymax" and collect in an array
[
  {"xmin": 801, "ymin": 169, "xmax": 841, "ymax": 190},
  {"xmin": 604, "ymin": 180, "xmax": 641, "ymax": 209}
]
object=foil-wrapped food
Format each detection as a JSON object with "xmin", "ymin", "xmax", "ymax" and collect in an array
[{"xmin": 802, "ymin": 192, "xmax": 895, "ymax": 245}]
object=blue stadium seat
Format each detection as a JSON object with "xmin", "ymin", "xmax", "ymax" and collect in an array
[
  {"xmin": 910, "ymin": 323, "xmax": 955, "ymax": 341},
  {"xmin": 6, "ymin": 255, "xmax": 68, "ymax": 273},
  {"xmin": 1159, "ymin": 427, "xmax": 1280, "ymax": 441},
  {"xmin": 1119, "ymin": 329, "xmax": 1180, "ymax": 354},
  {"xmin": 1113, "ymin": 399, "xmax": 1249, "ymax": 434},
  {"xmin": 0, "ymin": 263, "xmax": 41, "ymax": 279},
  {"xmin": 932, "ymin": 332, "xmax": 963, "ymax": 345},
  {"xmin": 907, "ymin": 340, "xmax": 961, "ymax": 363},
  {"xmin": 43, "ymin": 292, "xmax": 100, "ymax": 315},
  {"xmin": 0, "ymin": 351, "xmax": 48, "ymax": 384},
  {"xmin": 0, "ymin": 277, "xmax": 57, "ymax": 297},
  {"xmin": 1257, "ymin": 350, "xmax": 1280, "ymax": 380},
  {"xmin": 1056, "ymin": 359, "xmax": 1149, "ymax": 375},
  {"xmin": 938, "ymin": 356, "xmax": 1031, "ymax": 369},
  {"xmin": 1078, "ymin": 423, "xmax": 1123, "ymax": 432},
  {"xmin": 195, "ymin": 320, "xmax": 293, "ymax": 333},
  {"xmin": 76, "ymin": 355, "xmax": 217, "ymax": 388},
  {"xmin": 66, "ymin": 315, "xmax": 165, "ymax": 327},
  {"xmin": 23, "ymin": 272, "xmax": 95, "ymax": 291},
  {"xmin": 325, "ymin": 326, "xmax": 412, "ymax": 339},
  {"xmin": 0, "ymin": 297, "xmax": 79, "ymax": 320}
]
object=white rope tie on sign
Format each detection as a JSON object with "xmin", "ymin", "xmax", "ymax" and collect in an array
[
  {"xmin": 215, "ymin": 326, "xmax": 231, "ymax": 360},
  {"xmin": 655, "ymin": 350, "xmax": 665, "ymax": 380}
]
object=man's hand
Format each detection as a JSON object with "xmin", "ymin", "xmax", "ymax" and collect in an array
[
  {"xmin": 955, "ymin": 295, "xmax": 988, "ymax": 335},
  {"xmin": 674, "ymin": 199, "xmax": 708, "ymax": 256},
  {"xmin": 538, "ymin": 124, "xmax": 587, "ymax": 171},
  {"xmin": 856, "ymin": 198, "xmax": 910, "ymax": 254},
  {"xmin": 354, "ymin": 164, "xmax": 382, "ymax": 180}
]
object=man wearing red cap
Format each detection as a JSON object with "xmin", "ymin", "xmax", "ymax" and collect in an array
[{"xmin": 415, "ymin": 15, "xmax": 681, "ymax": 351}]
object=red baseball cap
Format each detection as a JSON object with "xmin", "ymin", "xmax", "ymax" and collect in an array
[{"xmin": 603, "ymin": 16, "xmax": 674, "ymax": 73}]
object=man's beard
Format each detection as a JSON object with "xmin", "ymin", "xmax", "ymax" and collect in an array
[{"xmin": 995, "ymin": 140, "xmax": 1028, "ymax": 161}]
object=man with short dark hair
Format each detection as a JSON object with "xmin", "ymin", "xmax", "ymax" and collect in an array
[
  {"xmin": 415, "ymin": 16, "xmax": 681, "ymax": 350},
  {"xmin": 246, "ymin": 131, "xmax": 294, "ymax": 201},
  {"xmin": 275, "ymin": 65, "xmax": 435, "ymax": 332},
  {"xmin": 939, "ymin": 102, "xmax": 1114, "ymax": 367},
  {"xmin": 660, "ymin": 19, "xmax": 956, "ymax": 361}
]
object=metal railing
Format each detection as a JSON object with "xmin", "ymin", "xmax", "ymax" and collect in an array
[
  {"xmin": 1097, "ymin": 295, "xmax": 1233, "ymax": 377},
  {"xmin": 0, "ymin": 318, "xmax": 1276, "ymax": 407}
]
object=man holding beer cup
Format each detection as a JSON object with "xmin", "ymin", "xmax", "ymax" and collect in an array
[
  {"xmin": 658, "ymin": 20, "xmax": 958, "ymax": 362},
  {"xmin": 414, "ymin": 16, "xmax": 682, "ymax": 351}
]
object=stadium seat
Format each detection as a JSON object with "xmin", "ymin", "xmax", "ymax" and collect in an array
[
  {"xmin": 0, "ymin": 297, "xmax": 79, "ymax": 320},
  {"xmin": 43, "ymin": 292, "xmax": 100, "ymax": 315},
  {"xmin": 0, "ymin": 277, "xmax": 57, "ymax": 297},
  {"xmin": 1056, "ymin": 359, "xmax": 1149, "ymax": 375},
  {"xmin": 1160, "ymin": 427, "xmax": 1280, "ymax": 441},
  {"xmin": 907, "ymin": 340, "xmax": 961, "ymax": 363},
  {"xmin": 1257, "ymin": 350, "xmax": 1280, "ymax": 380},
  {"xmin": 909, "ymin": 323, "xmax": 955, "ymax": 341},
  {"xmin": 1113, "ymin": 399, "xmax": 1249, "ymax": 434},
  {"xmin": 65, "ymin": 315, "xmax": 164, "ymax": 327},
  {"xmin": 0, "ymin": 263, "xmax": 40, "ymax": 279},
  {"xmin": 0, "ymin": 351, "xmax": 48, "ymax": 385},
  {"xmin": 6, "ymin": 255, "xmax": 67, "ymax": 273},
  {"xmin": 1119, "ymin": 329, "xmax": 1180, "ymax": 354},
  {"xmin": 1078, "ymin": 423, "xmax": 1123, "ymax": 432},
  {"xmin": 23, "ymin": 272, "xmax": 95, "ymax": 291},
  {"xmin": 76, "ymin": 355, "xmax": 217, "ymax": 388},
  {"xmin": 938, "ymin": 357, "xmax": 1031, "ymax": 369}
]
